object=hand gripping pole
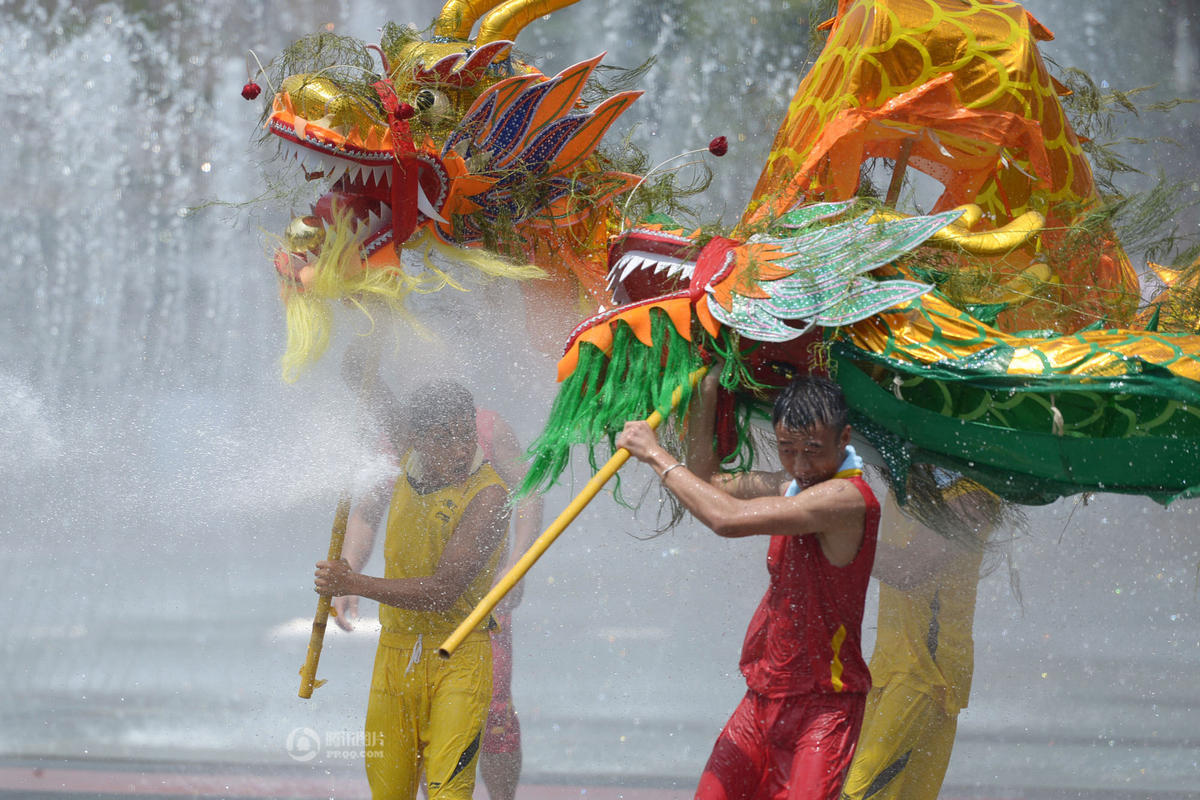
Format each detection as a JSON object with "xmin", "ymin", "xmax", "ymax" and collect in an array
[{"xmin": 298, "ymin": 495, "xmax": 351, "ymax": 698}]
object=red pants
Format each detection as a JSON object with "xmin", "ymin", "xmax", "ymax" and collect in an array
[{"xmin": 695, "ymin": 691, "xmax": 865, "ymax": 800}]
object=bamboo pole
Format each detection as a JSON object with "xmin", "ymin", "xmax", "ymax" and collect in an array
[
  {"xmin": 300, "ymin": 337, "xmax": 383, "ymax": 699},
  {"xmin": 298, "ymin": 495, "xmax": 351, "ymax": 698},
  {"xmin": 437, "ymin": 365, "xmax": 708, "ymax": 659}
]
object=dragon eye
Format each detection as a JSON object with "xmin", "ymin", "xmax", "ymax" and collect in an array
[{"xmin": 413, "ymin": 88, "xmax": 452, "ymax": 124}]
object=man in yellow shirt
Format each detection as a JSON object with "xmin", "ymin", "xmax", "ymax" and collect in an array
[
  {"xmin": 315, "ymin": 380, "xmax": 510, "ymax": 800},
  {"xmin": 841, "ymin": 467, "xmax": 1000, "ymax": 800},
  {"xmin": 332, "ymin": 379, "xmax": 542, "ymax": 800}
]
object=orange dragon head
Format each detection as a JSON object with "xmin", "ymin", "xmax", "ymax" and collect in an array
[{"xmin": 253, "ymin": 0, "xmax": 641, "ymax": 377}]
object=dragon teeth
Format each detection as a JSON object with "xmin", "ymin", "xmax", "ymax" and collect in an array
[
  {"xmin": 279, "ymin": 139, "xmax": 304, "ymax": 161},
  {"xmin": 607, "ymin": 255, "xmax": 635, "ymax": 288},
  {"xmin": 416, "ymin": 184, "xmax": 448, "ymax": 224},
  {"xmin": 299, "ymin": 151, "xmax": 329, "ymax": 173},
  {"xmin": 620, "ymin": 256, "xmax": 645, "ymax": 280},
  {"xmin": 366, "ymin": 166, "xmax": 389, "ymax": 186},
  {"xmin": 326, "ymin": 162, "xmax": 349, "ymax": 183},
  {"xmin": 607, "ymin": 256, "xmax": 630, "ymax": 284},
  {"xmin": 608, "ymin": 250, "xmax": 695, "ymax": 288}
]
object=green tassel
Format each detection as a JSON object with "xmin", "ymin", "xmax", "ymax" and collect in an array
[
  {"xmin": 519, "ymin": 315, "xmax": 787, "ymax": 501},
  {"xmin": 519, "ymin": 310, "xmax": 704, "ymax": 498}
]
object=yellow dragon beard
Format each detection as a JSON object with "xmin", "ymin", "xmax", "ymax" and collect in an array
[{"xmin": 278, "ymin": 208, "xmax": 545, "ymax": 382}]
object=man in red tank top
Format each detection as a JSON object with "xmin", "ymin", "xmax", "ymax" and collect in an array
[{"xmin": 617, "ymin": 373, "xmax": 879, "ymax": 800}]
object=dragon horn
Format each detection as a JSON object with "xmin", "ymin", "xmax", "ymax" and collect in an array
[
  {"xmin": 435, "ymin": 0, "xmax": 511, "ymax": 40},
  {"xmin": 475, "ymin": 0, "xmax": 583, "ymax": 47}
]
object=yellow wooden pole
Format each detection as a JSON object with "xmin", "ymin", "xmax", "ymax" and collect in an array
[
  {"xmin": 298, "ymin": 494, "xmax": 351, "ymax": 698},
  {"xmin": 299, "ymin": 336, "xmax": 383, "ymax": 699},
  {"xmin": 437, "ymin": 365, "xmax": 708, "ymax": 659}
]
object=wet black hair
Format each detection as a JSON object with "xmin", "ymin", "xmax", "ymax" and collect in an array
[
  {"xmin": 772, "ymin": 375, "xmax": 849, "ymax": 434},
  {"xmin": 404, "ymin": 380, "xmax": 476, "ymax": 434}
]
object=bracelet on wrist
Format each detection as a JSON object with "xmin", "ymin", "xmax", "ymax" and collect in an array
[{"xmin": 660, "ymin": 462, "xmax": 685, "ymax": 483}]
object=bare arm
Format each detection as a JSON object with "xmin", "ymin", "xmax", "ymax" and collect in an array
[
  {"xmin": 343, "ymin": 483, "xmax": 389, "ymax": 571},
  {"xmin": 486, "ymin": 419, "xmax": 544, "ymax": 608},
  {"xmin": 616, "ymin": 421, "xmax": 866, "ymax": 566},
  {"xmin": 316, "ymin": 485, "xmax": 510, "ymax": 613},
  {"xmin": 683, "ymin": 367, "xmax": 789, "ymax": 499},
  {"xmin": 487, "ymin": 418, "xmax": 544, "ymax": 558},
  {"xmin": 682, "ymin": 367, "xmax": 722, "ymax": 483},
  {"xmin": 340, "ymin": 344, "xmax": 409, "ymax": 453},
  {"xmin": 330, "ymin": 344, "xmax": 407, "ymax": 628},
  {"xmin": 873, "ymin": 488, "xmax": 990, "ymax": 591},
  {"xmin": 873, "ymin": 528, "xmax": 964, "ymax": 592},
  {"xmin": 364, "ymin": 381, "xmax": 409, "ymax": 454}
]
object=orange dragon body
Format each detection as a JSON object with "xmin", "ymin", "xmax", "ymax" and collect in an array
[{"xmin": 521, "ymin": 0, "xmax": 1200, "ymax": 505}]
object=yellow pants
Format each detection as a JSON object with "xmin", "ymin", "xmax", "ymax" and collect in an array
[
  {"xmin": 365, "ymin": 631, "xmax": 492, "ymax": 800},
  {"xmin": 840, "ymin": 679, "xmax": 959, "ymax": 800}
]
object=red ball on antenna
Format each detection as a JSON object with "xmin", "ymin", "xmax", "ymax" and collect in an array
[
  {"xmin": 241, "ymin": 81, "xmax": 262, "ymax": 101},
  {"xmin": 708, "ymin": 136, "xmax": 728, "ymax": 157}
]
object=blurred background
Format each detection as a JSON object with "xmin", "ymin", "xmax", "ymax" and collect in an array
[{"xmin": 2, "ymin": 0, "xmax": 1199, "ymax": 797}]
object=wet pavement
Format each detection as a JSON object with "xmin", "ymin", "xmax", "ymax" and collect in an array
[{"xmin": 4, "ymin": 486, "xmax": 1199, "ymax": 798}]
